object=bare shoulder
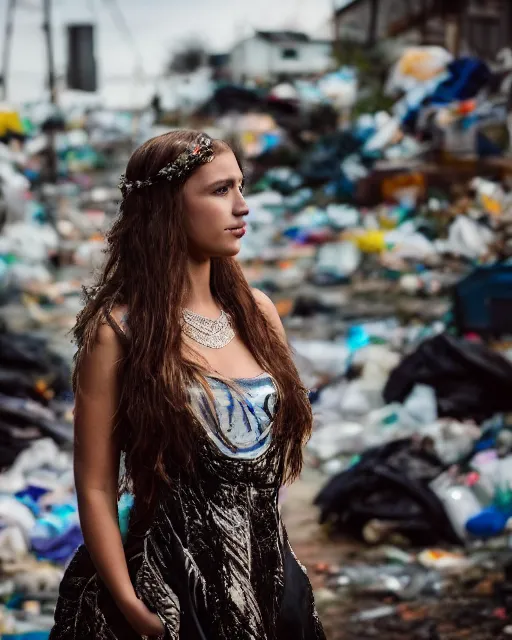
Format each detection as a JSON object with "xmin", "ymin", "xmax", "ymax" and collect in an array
[
  {"xmin": 91, "ymin": 305, "xmax": 129, "ymax": 349},
  {"xmin": 95, "ymin": 321, "xmax": 118, "ymax": 346},
  {"xmin": 75, "ymin": 310, "xmax": 126, "ymax": 393},
  {"xmin": 251, "ymin": 288, "xmax": 286, "ymax": 341},
  {"xmin": 251, "ymin": 288, "xmax": 278, "ymax": 318}
]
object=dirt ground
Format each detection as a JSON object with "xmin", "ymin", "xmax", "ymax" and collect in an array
[
  {"xmin": 282, "ymin": 468, "xmax": 512, "ymax": 640},
  {"xmin": 281, "ymin": 467, "xmax": 349, "ymax": 639},
  {"xmin": 281, "ymin": 467, "xmax": 340, "ymax": 585}
]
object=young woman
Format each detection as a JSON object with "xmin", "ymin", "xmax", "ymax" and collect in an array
[{"xmin": 50, "ymin": 130, "xmax": 325, "ymax": 640}]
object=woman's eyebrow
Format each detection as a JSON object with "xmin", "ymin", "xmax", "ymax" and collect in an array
[{"xmin": 207, "ymin": 176, "xmax": 244, "ymax": 190}]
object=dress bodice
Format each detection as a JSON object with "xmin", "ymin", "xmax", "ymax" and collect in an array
[{"xmin": 189, "ymin": 373, "xmax": 277, "ymax": 460}]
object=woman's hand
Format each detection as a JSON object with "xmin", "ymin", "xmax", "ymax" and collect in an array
[{"xmin": 121, "ymin": 596, "xmax": 165, "ymax": 637}]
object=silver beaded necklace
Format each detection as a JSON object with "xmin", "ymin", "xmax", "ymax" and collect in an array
[{"xmin": 182, "ymin": 309, "xmax": 235, "ymax": 349}]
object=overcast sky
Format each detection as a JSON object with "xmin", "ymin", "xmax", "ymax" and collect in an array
[{"xmin": 1, "ymin": 0, "xmax": 342, "ymax": 105}]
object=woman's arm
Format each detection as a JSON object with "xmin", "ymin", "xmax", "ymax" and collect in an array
[{"xmin": 73, "ymin": 320, "xmax": 163, "ymax": 637}]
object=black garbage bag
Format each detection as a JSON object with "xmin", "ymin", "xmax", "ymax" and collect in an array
[
  {"xmin": 0, "ymin": 393, "xmax": 72, "ymax": 446},
  {"xmin": 315, "ymin": 438, "xmax": 460, "ymax": 546},
  {"xmin": 383, "ymin": 333, "xmax": 512, "ymax": 422},
  {"xmin": 0, "ymin": 330, "xmax": 73, "ymax": 464},
  {"xmin": 298, "ymin": 131, "xmax": 362, "ymax": 183},
  {"xmin": 453, "ymin": 265, "xmax": 512, "ymax": 337},
  {"xmin": 0, "ymin": 331, "xmax": 72, "ymax": 399},
  {"xmin": 0, "ymin": 368, "xmax": 42, "ymax": 400},
  {"xmin": 197, "ymin": 85, "xmax": 263, "ymax": 117},
  {"xmin": 0, "ymin": 420, "xmax": 43, "ymax": 469}
]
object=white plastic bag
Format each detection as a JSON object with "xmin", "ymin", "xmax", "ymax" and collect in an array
[{"xmin": 435, "ymin": 216, "xmax": 494, "ymax": 259}]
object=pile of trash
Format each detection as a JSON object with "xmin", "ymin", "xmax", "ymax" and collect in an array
[
  {"xmin": 291, "ymin": 322, "xmax": 512, "ymax": 637},
  {"xmin": 0, "ymin": 103, "xmax": 146, "ymax": 639},
  {"xmin": 279, "ymin": 294, "xmax": 512, "ymax": 638},
  {"xmin": 0, "ymin": 101, "xmax": 140, "ymax": 338},
  {"xmin": 201, "ymin": 45, "xmax": 512, "ymax": 195},
  {"xmin": 387, "ymin": 46, "xmax": 511, "ymax": 159},
  {"xmin": 236, "ymin": 164, "xmax": 512, "ymax": 319},
  {"xmin": 0, "ymin": 327, "xmax": 76, "ymax": 638}
]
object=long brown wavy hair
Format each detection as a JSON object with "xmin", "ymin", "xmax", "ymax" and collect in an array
[{"xmin": 73, "ymin": 130, "xmax": 312, "ymax": 514}]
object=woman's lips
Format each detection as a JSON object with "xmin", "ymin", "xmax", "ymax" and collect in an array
[{"xmin": 228, "ymin": 227, "xmax": 246, "ymax": 238}]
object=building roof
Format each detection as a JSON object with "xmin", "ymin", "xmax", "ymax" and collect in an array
[
  {"xmin": 255, "ymin": 30, "xmax": 311, "ymax": 44},
  {"xmin": 253, "ymin": 30, "xmax": 331, "ymax": 46},
  {"xmin": 335, "ymin": 0, "xmax": 365, "ymax": 17}
]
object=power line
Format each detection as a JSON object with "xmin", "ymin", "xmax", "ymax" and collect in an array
[
  {"xmin": 86, "ymin": 0, "xmax": 97, "ymax": 19},
  {"xmin": 100, "ymin": 0, "xmax": 144, "ymax": 72}
]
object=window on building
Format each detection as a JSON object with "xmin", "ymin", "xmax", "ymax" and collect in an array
[{"xmin": 281, "ymin": 48, "xmax": 299, "ymax": 60}]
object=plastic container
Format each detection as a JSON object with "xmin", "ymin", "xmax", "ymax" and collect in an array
[{"xmin": 431, "ymin": 474, "xmax": 483, "ymax": 541}]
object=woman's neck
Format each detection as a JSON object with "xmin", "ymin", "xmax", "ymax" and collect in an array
[{"xmin": 185, "ymin": 257, "xmax": 219, "ymax": 317}]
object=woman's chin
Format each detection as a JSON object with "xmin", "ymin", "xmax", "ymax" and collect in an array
[{"xmin": 213, "ymin": 240, "xmax": 242, "ymax": 258}]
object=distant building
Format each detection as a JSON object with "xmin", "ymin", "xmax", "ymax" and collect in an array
[
  {"xmin": 333, "ymin": 0, "xmax": 512, "ymax": 59},
  {"xmin": 208, "ymin": 53, "xmax": 231, "ymax": 81},
  {"xmin": 229, "ymin": 31, "xmax": 333, "ymax": 84}
]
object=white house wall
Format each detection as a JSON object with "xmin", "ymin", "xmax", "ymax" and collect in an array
[
  {"xmin": 230, "ymin": 38, "xmax": 333, "ymax": 82},
  {"xmin": 229, "ymin": 38, "xmax": 273, "ymax": 82},
  {"xmin": 267, "ymin": 41, "xmax": 332, "ymax": 76}
]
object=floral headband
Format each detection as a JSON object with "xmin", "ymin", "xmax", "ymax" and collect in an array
[{"xmin": 118, "ymin": 134, "xmax": 215, "ymax": 197}]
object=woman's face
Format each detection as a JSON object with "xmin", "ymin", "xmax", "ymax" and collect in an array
[{"xmin": 182, "ymin": 149, "xmax": 248, "ymax": 260}]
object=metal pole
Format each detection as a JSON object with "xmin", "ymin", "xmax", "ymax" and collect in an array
[
  {"xmin": 42, "ymin": 0, "xmax": 57, "ymax": 105},
  {"xmin": 42, "ymin": 0, "xmax": 58, "ymax": 185},
  {"xmin": 42, "ymin": 0, "xmax": 61, "ymax": 267},
  {"xmin": 332, "ymin": 0, "xmax": 339, "ymax": 59},
  {"xmin": 0, "ymin": 0, "xmax": 17, "ymax": 101},
  {"xmin": 367, "ymin": 0, "xmax": 379, "ymax": 48}
]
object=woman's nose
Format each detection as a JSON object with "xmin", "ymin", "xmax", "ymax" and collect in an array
[{"xmin": 233, "ymin": 192, "xmax": 249, "ymax": 217}]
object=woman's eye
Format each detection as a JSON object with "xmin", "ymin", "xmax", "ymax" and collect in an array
[{"xmin": 215, "ymin": 185, "xmax": 229, "ymax": 195}]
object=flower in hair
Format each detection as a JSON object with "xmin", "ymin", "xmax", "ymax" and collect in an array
[{"xmin": 119, "ymin": 134, "xmax": 214, "ymax": 197}]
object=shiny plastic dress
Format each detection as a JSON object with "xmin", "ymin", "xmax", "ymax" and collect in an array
[{"xmin": 49, "ymin": 371, "xmax": 326, "ymax": 639}]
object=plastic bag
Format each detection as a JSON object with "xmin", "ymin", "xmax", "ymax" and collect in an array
[
  {"xmin": 386, "ymin": 47, "xmax": 454, "ymax": 94},
  {"xmin": 435, "ymin": 216, "xmax": 494, "ymax": 259},
  {"xmin": 317, "ymin": 67, "xmax": 358, "ymax": 109},
  {"xmin": 313, "ymin": 241, "xmax": 362, "ymax": 282}
]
